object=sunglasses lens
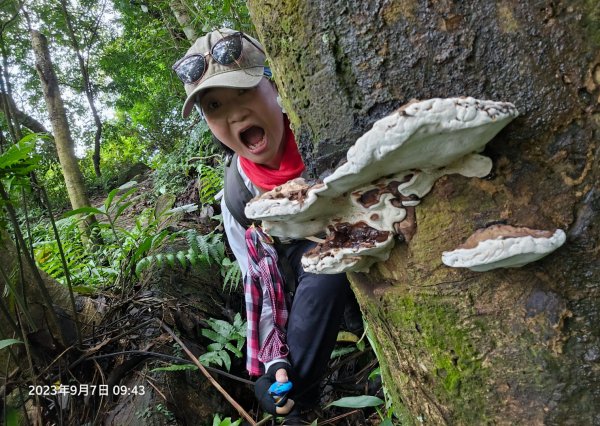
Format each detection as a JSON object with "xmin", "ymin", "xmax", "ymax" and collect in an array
[
  {"xmin": 212, "ymin": 34, "xmax": 243, "ymax": 65},
  {"xmin": 175, "ymin": 55, "xmax": 205, "ymax": 84}
]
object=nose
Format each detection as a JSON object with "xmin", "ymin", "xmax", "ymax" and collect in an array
[{"xmin": 227, "ymin": 103, "xmax": 250, "ymax": 124}]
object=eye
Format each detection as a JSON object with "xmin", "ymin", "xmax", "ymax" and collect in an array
[
  {"xmin": 204, "ymin": 99, "xmax": 221, "ymax": 111},
  {"xmin": 238, "ymin": 89, "xmax": 248, "ymax": 96}
]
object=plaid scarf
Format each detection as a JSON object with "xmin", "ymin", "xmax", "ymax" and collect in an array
[{"xmin": 244, "ymin": 225, "xmax": 289, "ymax": 376}]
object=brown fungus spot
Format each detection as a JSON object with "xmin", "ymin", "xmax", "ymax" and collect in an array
[
  {"xmin": 456, "ymin": 224, "xmax": 555, "ymax": 250},
  {"xmin": 314, "ymin": 222, "xmax": 390, "ymax": 252}
]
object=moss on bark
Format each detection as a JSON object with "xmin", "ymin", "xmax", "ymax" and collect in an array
[{"xmin": 248, "ymin": 0, "xmax": 600, "ymax": 423}]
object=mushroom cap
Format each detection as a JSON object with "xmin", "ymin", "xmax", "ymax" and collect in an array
[
  {"xmin": 319, "ymin": 97, "xmax": 518, "ymax": 197},
  {"xmin": 441, "ymin": 225, "xmax": 567, "ymax": 272},
  {"xmin": 243, "ymin": 97, "xmax": 519, "ymax": 274}
]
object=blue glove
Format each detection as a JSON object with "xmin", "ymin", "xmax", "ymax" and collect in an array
[
  {"xmin": 269, "ymin": 381, "xmax": 293, "ymax": 406},
  {"xmin": 254, "ymin": 362, "xmax": 294, "ymax": 414}
]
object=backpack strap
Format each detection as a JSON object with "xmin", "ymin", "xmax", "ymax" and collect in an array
[
  {"xmin": 224, "ymin": 153, "xmax": 298, "ymax": 292},
  {"xmin": 224, "ymin": 153, "xmax": 254, "ymax": 229}
]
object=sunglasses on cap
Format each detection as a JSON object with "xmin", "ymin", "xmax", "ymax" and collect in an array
[{"xmin": 172, "ymin": 32, "xmax": 265, "ymax": 85}]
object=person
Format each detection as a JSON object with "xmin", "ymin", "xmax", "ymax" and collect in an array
[{"xmin": 173, "ymin": 28, "xmax": 360, "ymax": 424}]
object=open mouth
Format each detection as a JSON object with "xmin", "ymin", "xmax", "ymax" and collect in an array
[{"xmin": 240, "ymin": 126, "xmax": 267, "ymax": 153}]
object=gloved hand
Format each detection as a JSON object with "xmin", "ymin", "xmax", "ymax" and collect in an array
[{"xmin": 254, "ymin": 362, "xmax": 295, "ymax": 415}]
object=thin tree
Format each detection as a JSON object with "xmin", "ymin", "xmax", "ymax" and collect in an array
[
  {"xmin": 58, "ymin": 0, "xmax": 103, "ymax": 177},
  {"xmin": 169, "ymin": 0, "xmax": 197, "ymax": 42},
  {"xmin": 30, "ymin": 29, "xmax": 94, "ymax": 227},
  {"xmin": 0, "ymin": 0, "xmax": 21, "ymax": 143}
]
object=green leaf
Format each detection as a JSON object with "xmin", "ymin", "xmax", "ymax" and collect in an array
[
  {"xmin": 3, "ymin": 404, "xmax": 19, "ymax": 426},
  {"xmin": 221, "ymin": 350, "xmax": 231, "ymax": 371},
  {"xmin": 62, "ymin": 206, "xmax": 105, "ymax": 218},
  {"xmin": 209, "ymin": 319, "xmax": 234, "ymax": 337},
  {"xmin": 104, "ymin": 187, "xmax": 120, "ymax": 210},
  {"xmin": 326, "ymin": 395, "xmax": 384, "ymax": 409},
  {"xmin": 0, "ymin": 339, "xmax": 23, "ymax": 350},
  {"xmin": 166, "ymin": 253, "xmax": 176, "ymax": 267},
  {"xmin": 186, "ymin": 251, "xmax": 197, "ymax": 266},
  {"xmin": 133, "ymin": 237, "xmax": 153, "ymax": 260},
  {"xmin": 330, "ymin": 346, "xmax": 356, "ymax": 359},
  {"xmin": 225, "ymin": 342, "xmax": 243, "ymax": 358},
  {"xmin": 202, "ymin": 328, "xmax": 225, "ymax": 343},
  {"xmin": 154, "ymin": 229, "xmax": 171, "ymax": 245},
  {"xmin": 71, "ymin": 285, "xmax": 98, "ymax": 295},
  {"xmin": 176, "ymin": 251, "xmax": 188, "ymax": 267},
  {"xmin": 113, "ymin": 200, "xmax": 133, "ymax": 222},
  {"xmin": 135, "ymin": 257, "xmax": 151, "ymax": 276},
  {"xmin": 379, "ymin": 418, "xmax": 394, "ymax": 426},
  {"xmin": 207, "ymin": 342, "xmax": 224, "ymax": 352},
  {"xmin": 198, "ymin": 350, "xmax": 223, "ymax": 367},
  {"xmin": 356, "ymin": 339, "xmax": 366, "ymax": 352},
  {"xmin": 0, "ymin": 139, "xmax": 35, "ymax": 169},
  {"xmin": 368, "ymin": 367, "xmax": 381, "ymax": 381}
]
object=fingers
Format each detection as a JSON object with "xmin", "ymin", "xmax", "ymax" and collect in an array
[
  {"xmin": 275, "ymin": 368, "xmax": 288, "ymax": 383},
  {"xmin": 275, "ymin": 398, "xmax": 295, "ymax": 415}
]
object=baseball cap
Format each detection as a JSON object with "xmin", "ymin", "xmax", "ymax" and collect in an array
[{"xmin": 177, "ymin": 28, "xmax": 266, "ymax": 118}]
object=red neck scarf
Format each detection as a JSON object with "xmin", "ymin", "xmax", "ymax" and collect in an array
[{"xmin": 239, "ymin": 117, "xmax": 305, "ymax": 191}]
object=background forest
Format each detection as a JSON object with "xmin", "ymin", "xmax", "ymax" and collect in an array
[{"xmin": 1, "ymin": 0, "xmax": 382, "ymax": 425}]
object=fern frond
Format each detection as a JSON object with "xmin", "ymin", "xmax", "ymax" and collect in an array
[{"xmin": 150, "ymin": 363, "xmax": 197, "ymax": 372}]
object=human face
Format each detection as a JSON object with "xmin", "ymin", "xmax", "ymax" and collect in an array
[{"xmin": 199, "ymin": 79, "xmax": 285, "ymax": 169}]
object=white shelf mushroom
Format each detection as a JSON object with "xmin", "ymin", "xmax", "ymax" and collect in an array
[
  {"xmin": 442, "ymin": 225, "xmax": 567, "ymax": 272},
  {"xmin": 246, "ymin": 97, "xmax": 519, "ymax": 274}
]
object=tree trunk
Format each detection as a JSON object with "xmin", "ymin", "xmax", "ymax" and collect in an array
[
  {"xmin": 247, "ymin": 1, "xmax": 600, "ymax": 424},
  {"xmin": 59, "ymin": 0, "xmax": 103, "ymax": 177},
  {"xmin": 0, "ymin": 229, "xmax": 76, "ymax": 370},
  {"xmin": 0, "ymin": 38, "xmax": 21, "ymax": 143},
  {"xmin": 30, "ymin": 30, "xmax": 93, "ymax": 217},
  {"xmin": 169, "ymin": 0, "xmax": 197, "ymax": 42}
]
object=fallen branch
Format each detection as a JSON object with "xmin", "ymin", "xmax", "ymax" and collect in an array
[{"xmin": 157, "ymin": 320, "xmax": 257, "ymax": 425}]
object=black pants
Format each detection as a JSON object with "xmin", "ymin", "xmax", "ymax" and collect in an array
[{"xmin": 277, "ymin": 240, "xmax": 353, "ymax": 408}]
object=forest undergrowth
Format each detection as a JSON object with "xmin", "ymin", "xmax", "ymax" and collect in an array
[{"xmin": 1, "ymin": 138, "xmax": 388, "ymax": 425}]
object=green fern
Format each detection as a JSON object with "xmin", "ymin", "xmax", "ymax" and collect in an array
[
  {"xmin": 212, "ymin": 414, "xmax": 242, "ymax": 426},
  {"xmin": 150, "ymin": 363, "xmax": 197, "ymax": 373},
  {"xmin": 221, "ymin": 258, "xmax": 242, "ymax": 292},
  {"xmin": 198, "ymin": 313, "xmax": 246, "ymax": 372},
  {"xmin": 198, "ymin": 164, "xmax": 223, "ymax": 204},
  {"xmin": 135, "ymin": 230, "xmax": 227, "ymax": 276},
  {"xmin": 185, "ymin": 229, "xmax": 225, "ymax": 265}
]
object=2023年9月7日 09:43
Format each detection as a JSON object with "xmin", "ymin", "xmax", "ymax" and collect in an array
[{"xmin": 29, "ymin": 384, "xmax": 146, "ymax": 397}]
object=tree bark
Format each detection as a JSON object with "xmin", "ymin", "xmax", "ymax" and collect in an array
[
  {"xmin": 247, "ymin": 1, "xmax": 600, "ymax": 424},
  {"xmin": 0, "ymin": 50, "xmax": 20, "ymax": 142},
  {"xmin": 59, "ymin": 0, "xmax": 103, "ymax": 177},
  {"xmin": 30, "ymin": 30, "xmax": 93, "ymax": 217},
  {"xmin": 0, "ymin": 229, "xmax": 75, "ymax": 370},
  {"xmin": 169, "ymin": 0, "xmax": 197, "ymax": 42}
]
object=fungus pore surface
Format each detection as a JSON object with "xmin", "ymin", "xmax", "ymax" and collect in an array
[{"xmin": 441, "ymin": 225, "xmax": 567, "ymax": 272}]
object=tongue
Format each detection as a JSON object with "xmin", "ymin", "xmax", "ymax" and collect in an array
[{"xmin": 242, "ymin": 126, "xmax": 265, "ymax": 146}]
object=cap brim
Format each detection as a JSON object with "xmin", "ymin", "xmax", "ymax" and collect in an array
[{"xmin": 181, "ymin": 66, "xmax": 265, "ymax": 118}]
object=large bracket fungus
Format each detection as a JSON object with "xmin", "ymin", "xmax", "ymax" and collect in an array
[
  {"xmin": 246, "ymin": 97, "xmax": 519, "ymax": 274},
  {"xmin": 441, "ymin": 225, "xmax": 567, "ymax": 272}
]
